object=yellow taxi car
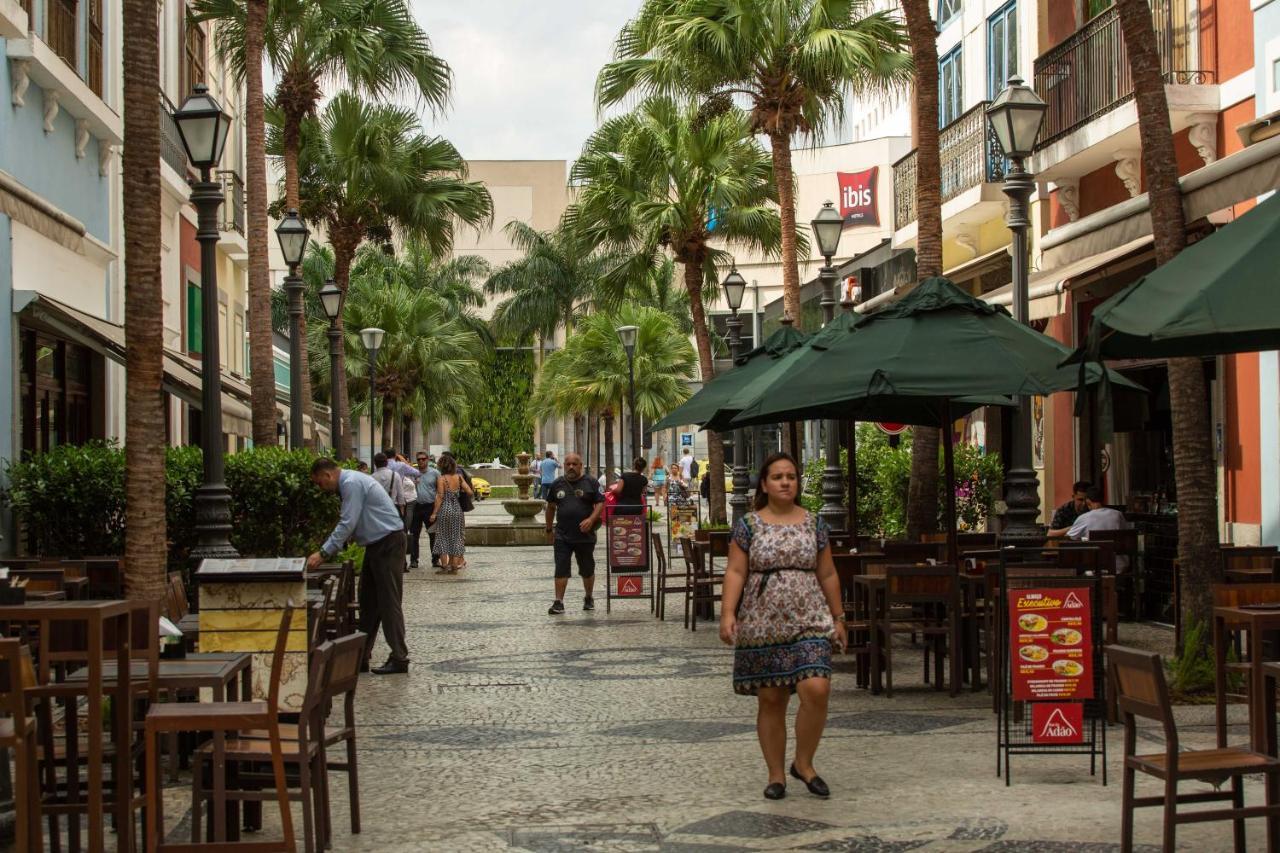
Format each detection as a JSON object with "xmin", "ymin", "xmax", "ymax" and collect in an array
[{"xmin": 471, "ymin": 476, "xmax": 491, "ymax": 500}]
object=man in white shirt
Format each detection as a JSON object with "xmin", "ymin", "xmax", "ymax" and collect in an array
[
  {"xmin": 1064, "ymin": 486, "xmax": 1132, "ymax": 571},
  {"xmin": 679, "ymin": 447, "xmax": 694, "ymax": 482}
]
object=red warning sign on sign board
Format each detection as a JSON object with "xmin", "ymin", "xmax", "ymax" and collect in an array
[
  {"xmin": 615, "ymin": 575, "xmax": 644, "ymax": 597},
  {"xmin": 1008, "ymin": 588, "xmax": 1093, "ymax": 701}
]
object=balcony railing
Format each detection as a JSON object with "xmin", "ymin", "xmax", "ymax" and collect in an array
[
  {"xmin": 1033, "ymin": 1, "xmax": 1214, "ymax": 149},
  {"xmin": 218, "ymin": 169, "xmax": 245, "ymax": 235},
  {"xmin": 159, "ymin": 92, "xmax": 190, "ymax": 176},
  {"xmin": 892, "ymin": 101, "xmax": 1006, "ymax": 230},
  {"xmin": 48, "ymin": 0, "xmax": 77, "ymax": 71}
]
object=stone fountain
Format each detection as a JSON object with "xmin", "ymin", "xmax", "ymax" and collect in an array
[
  {"xmin": 502, "ymin": 451, "xmax": 546, "ymax": 526},
  {"xmin": 465, "ymin": 451, "xmax": 549, "ymax": 546}
]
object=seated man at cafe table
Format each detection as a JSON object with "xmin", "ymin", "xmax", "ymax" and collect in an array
[
  {"xmin": 1056, "ymin": 486, "xmax": 1132, "ymax": 571},
  {"xmin": 1046, "ymin": 480, "xmax": 1091, "ymax": 538}
]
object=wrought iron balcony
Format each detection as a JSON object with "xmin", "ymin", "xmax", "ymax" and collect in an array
[
  {"xmin": 1032, "ymin": 1, "xmax": 1214, "ymax": 150},
  {"xmin": 892, "ymin": 101, "xmax": 1006, "ymax": 230},
  {"xmin": 218, "ymin": 169, "xmax": 245, "ymax": 235},
  {"xmin": 159, "ymin": 92, "xmax": 189, "ymax": 176}
]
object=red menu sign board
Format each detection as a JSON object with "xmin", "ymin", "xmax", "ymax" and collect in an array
[
  {"xmin": 1031, "ymin": 703, "xmax": 1084, "ymax": 743},
  {"xmin": 608, "ymin": 516, "xmax": 647, "ymax": 570},
  {"xmin": 1008, "ymin": 587, "xmax": 1093, "ymax": 701}
]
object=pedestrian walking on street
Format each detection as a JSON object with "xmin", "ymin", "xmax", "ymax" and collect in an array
[
  {"xmin": 531, "ymin": 453, "xmax": 544, "ymax": 499},
  {"xmin": 308, "ymin": 457, "xmax": 410, "ymax": 675},
  {"xmin": 719, "ymin": 452, "xmax": 847, "ymax": 801},
  {"xmin": 651, "ymin": 455, "xmax": 667, "ymax": 506},
  {"xmin": 372, "ymin": 452, "xmax": 413, "ymax": 525},
  {"xmin": 543, "ymin": 452, "xmax": 605, "ymax": 614},
  {"xmin": 408, "ymin": 451, "xmax": 440, "ymax": 569},
  {"xmin": 431, "ymin": 454, "xmax": 473, "ymax": 574},
  {"xmin": 540, "ymin": 450, "xmax": 559, "ymax": 500},
  {"xmin": 608, "ymin": 457, "xmax": 649, "ymax": 516},
  {"xmin": 679, "ymin": 447, "xmax": 694, "ymax": 482}
]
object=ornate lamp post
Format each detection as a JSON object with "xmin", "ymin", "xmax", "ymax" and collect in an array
[
  {"xmin": 318, "ymin": 278, "xmax": 344, "ymax": 456},
  {"xmin": 987, "ymin": 76, "xmax": 1049, "ymax": 545},
  {"xmin": 616, "ymin": 324, "xmax": 639, "ymax": 466},
  {"xmin": 275, "ymin": 209, "xmax": 310, "ymax": 449},
  {"xmin": 811, "ymin": 200, "xmax": 847, "ymax": 531},
  {"xmin": 722, "ymin": 267, "xmax": 749, "ymax": 524},
  {"xmin": 360, "ymin": 327, "xmax": 385, "ymax": 465},
  {"xmin": 173, "ymin": 84, "xmax": 237, "ymax": 559}
]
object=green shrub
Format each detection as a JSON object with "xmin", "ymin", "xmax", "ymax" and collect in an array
[
  {"xmin": 3, "ymin": 441, "xmax": 126, "ymax": 557},
  {"xmin": 225, "ymin": 446, "xmax": 341, "ymax": 558}
]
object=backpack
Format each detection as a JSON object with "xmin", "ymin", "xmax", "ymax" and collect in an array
[{"xmin": 689, "ymin": 458, "xmax": 700, "ymax": 479}]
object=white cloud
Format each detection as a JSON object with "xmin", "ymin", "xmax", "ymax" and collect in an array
[{"xmin": 406, "ymin": 1, "xmax": 638, "ymax": 161}]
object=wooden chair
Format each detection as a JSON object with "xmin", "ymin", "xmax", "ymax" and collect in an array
[
  {"xmin": 884, "ymin": 541, "xmax": 945, "ymax": 564},
  {"xmin": 832, "ymin": 553, "xmax": 873, "ymax": 688},
  {"xmin": 874, "ymin": 564, "xmax": 961, "ymax": 697},
  {"xmin": 1108, "ymin": 644, "xmax": 1280, "ymax": 852},
  {"xmin": 0, "ymin": 639, "xmax": 40, "ymax": 852},
  {"xmin": 145, "ymin": 604, "xmax": 298, "ymax": 852},
  {"xmin": 310, "ymin": 577, "xmax": 337, "ymax": 651},
  {"xmin": 683, "ymin": 538, "xmax": 724, "ymax": 632},
  {"xmin": 7, "ymin": 568, "xmax": 66, "ymax": 595},
  {"xmin": 1211, "ymin": 583, "xmax": 1280, "ymax": 707},
  {"xmin": 1222, "ymin": 545, "xmax": 1280, "ymax": 584},
  {"xmin": 651, "ymin": 534, "xmax": 689, "ymax": 624}
]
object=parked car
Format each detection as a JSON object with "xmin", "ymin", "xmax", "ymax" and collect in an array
[
  {"xmin": 469, "ymin": 461, "xmax": 510, "ymax": 470},
  {"xmin": 471, "ymin": 476, "xmax": 492, "ymax": 500}
]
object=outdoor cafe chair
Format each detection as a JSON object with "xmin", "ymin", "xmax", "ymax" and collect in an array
[
  {"xmin": 680, "ymin": 537, "xmax": 724, "ymax": 632},
  {"xmin": 651, "ymin": 533, "xmax": 689, "ymax": 624},
  {"xmin": 145, "ymin": 603, "xmax": 298, "ymax": 852},
  {"xmin": 0, "ymin": 639, "xmax": 40, "ymax": 852},
  {"xmin": 1211, "ymin": 582, "xmax": 1280, "ymax": 707},
  {"xmin": 1107, "ymin": 644, "xmax": 1280, "ymax": 852},
  {"xmin": 873, "ymin": 564, "xmax": 961, "ymax": 697},
  {"xmin": 1222, "ymin": 545, "xmax": 1280, "ymax": 584}
]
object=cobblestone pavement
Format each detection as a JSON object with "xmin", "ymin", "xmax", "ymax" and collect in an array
[{"xmin": 159, "ymin": 523, "xmax": 1258, "ymax": 852}]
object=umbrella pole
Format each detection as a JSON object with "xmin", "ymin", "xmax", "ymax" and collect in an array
[
  {"xmin": 847, "ymin": 420, "xmax": 858, "ymax": 539},
  {"xmin": 943, "ymin": 399, "xmax": 958, "ymax": 568}
]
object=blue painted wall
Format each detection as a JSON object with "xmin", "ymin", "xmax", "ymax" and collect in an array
[
  {"xmin": 0, "ymin": 42, "xmax": 111, "ymax": 242},
  {"xmin": 0, "ymin": 212, "xmax": 13, "ymax": 554}
]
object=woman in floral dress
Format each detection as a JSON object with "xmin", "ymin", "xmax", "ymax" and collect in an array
[{"xmin": 720, "ymin": 453, "xmax": 847, "ymax": 801}]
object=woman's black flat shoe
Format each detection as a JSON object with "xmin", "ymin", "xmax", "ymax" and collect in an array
[
  {"xmin": 763, "ymin": 782, "xmax": 786, "ymax": 800},
  {"xmin": 790, "ymin": 764, "xmax": 830, "ymax": 798}
]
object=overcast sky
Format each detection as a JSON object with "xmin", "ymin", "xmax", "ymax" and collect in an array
[{"xmin": 408, "ymin": 1, "xmax": 639, "ymax": 162}]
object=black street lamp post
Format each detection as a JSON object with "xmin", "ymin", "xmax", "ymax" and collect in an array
[
  {"xmin": 173, "ymin": 84, "xmax": 238, "ymax": 560},
  {"xmin": 360, "ymin": 328, "xmax": 384, "ymax": 465},
  {"xmin": 722, "ymin": 267, "xmax": 749, "ymax": 524},
  {"xmin": 616, "ymin": 325, "xmax": 639, "ymax": 467},
  {"xmin": 987, "ymin": 76, "xmax": 1049, "ymax": 545},
  {"xmin": 276, "ymin": 209, "xmax": 310, "ymax": 449},
  {"xmin": 812, "ymin": 200, "xmax": 847, "ymax": 531},
  {"xmin": 319, "ymin": 278, "xmax": 344, "ymax": 456}
]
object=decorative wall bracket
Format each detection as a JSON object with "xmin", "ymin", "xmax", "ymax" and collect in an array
[
  {"xmin": 42, "ymin": 88, "xmax": 60, "ymax": 133},
  {"xmin": 99, "ymin": 143, "xmax": 113, "ymax": 177},
  {"xmin": 1113, "ymin": 150, "xmax": 1141, "ymax": 198},
  {"xmin": 10, "ymin": 58, "xmax": 30, "ymax": 107},
  {"xmin": 1054, "ymin": 180, "xmax": 1080, "ymax": 222},
  {"xmin": 1188, "ymin": 113, "xmax": 1218, "ymax": 166},
  {"xmin": 954, "ymin": 228, "xmax": 979, "ymax": 258},
  {"xmin": 75, "ymin": 119, "xmax": 90, "ymax": 158}
]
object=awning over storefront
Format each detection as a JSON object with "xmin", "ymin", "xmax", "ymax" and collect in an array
[{"xmin": 983, "ymin": 236, "xmax": 1154, "ymax": 321}]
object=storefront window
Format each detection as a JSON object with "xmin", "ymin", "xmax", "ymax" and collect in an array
[{"xmin": 20, "ymin": 329, "xmax": 101, "ymax": 455}]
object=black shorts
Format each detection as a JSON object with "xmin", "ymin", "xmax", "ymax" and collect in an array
[{"xmin": 554, "ymin": 539, "xmax": 596, "ymax": 578}]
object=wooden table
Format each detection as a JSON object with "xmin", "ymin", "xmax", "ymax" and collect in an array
[
  {"xmin": 851, "ymin": 575, "xmax": 886, "ymax": 694},
  {"xmin": 1214, "ymin": 604, "xmax": 1280, "ymax": 750},
  {"xmin": 0, "ymin": 600, "xmax": 135, "ymax": 852}
]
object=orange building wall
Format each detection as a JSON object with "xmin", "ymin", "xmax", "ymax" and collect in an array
[
  {"xmin": 1226, "ymin": 353, "xmax": 1262, "ymax": 525},
  {"xmin": 1045, "ymin": 0, "xmax": 1081, "ymax": 49},
  {"xmin": 1045, "ymin": 313, "xmax": 1077, "ymax": 510},
  {"xmin": 1209, "ymin": 0, "xmax": 1256, "ymax": 81}
]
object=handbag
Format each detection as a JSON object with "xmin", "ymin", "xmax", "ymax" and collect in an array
[{"xmin": 457, "ymin": 479, "xmax": 475, "ymax": 513}]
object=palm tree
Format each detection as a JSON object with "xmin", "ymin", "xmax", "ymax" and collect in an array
[
  {"xmin": 1114, "ymin": 0, "xmax": 1218, "ymax": 639},
  {"xmin": 381, "ymin": 240, "xmax": 491, "ymax": 340},
  {"xmin": 627, "ymin": 257, "xmax": 694, "ymax": 335},
  {"xmin": 194, "ymin": 0, "xmax": 453, "ymax": 443},
  {"xmin": 287, "ymin": 91, "xmax": 493, "ymax": 458},
  {"xmin": 568, "ymin": 95, "xmax": 782, "ymax": 523},
  {"xmin": 900, "ymin": 0, "xmax": 943, "ymax": 539},
  {"xmin": 122, "ymin": 0, "xmax": 167, "ymax": 599},
  {"xmin": 597, "ymin": 0, "xmax": 910, "ymax": 327},
  {"xmin": 533, "ymin": 305, "xmax": 696, "ymax": 484}
]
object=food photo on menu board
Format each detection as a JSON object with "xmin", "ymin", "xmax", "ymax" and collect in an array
[{"xmin": 1008, "ymin": 588, "xmax": 1093, "ymax": 701}]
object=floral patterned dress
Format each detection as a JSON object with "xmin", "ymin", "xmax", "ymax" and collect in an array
[{"xmin": 731, "ymin": 511, "xmax": 834, "ymax": 695}]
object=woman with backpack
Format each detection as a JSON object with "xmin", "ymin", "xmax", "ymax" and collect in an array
[{"xmin": 430, "ymin": 454, "xmax": 474, "ymax": 574}]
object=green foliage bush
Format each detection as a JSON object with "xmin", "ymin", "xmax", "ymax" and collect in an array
[
  {"xmin": 448, "ymin": 350, "xmax": 536, "ymax": 465},
  {"xmin": 4, "ymin": 443, "xmax": 343, "ymax": 565},
  {"xmin": 803, "ymin": 424, "xmax": 1003, "ymax": 537}
]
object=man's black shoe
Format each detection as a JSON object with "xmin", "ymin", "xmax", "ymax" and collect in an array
[
  {"xmin": 583, "ymin": 597, "xmax": 595, "ymax": 611},
  {"xmin": 371, "ymin": 659, "xmax": 409, "ymax": 675},
  {"xmin": 548, "ymin": 600, "xmax": 565, "ymax": 615},
  {"xmin": 409, "ymin": 560, "xmax": 418, "ymax": 569}
]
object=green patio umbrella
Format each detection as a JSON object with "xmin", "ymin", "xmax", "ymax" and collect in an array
[
  {"xmin": 1076, "ymin": 191, "xmax": 1280, "ymax": 360},
  {"xmin": 651, "ymin": 324, "xmax": 808, "ymax": 432}
]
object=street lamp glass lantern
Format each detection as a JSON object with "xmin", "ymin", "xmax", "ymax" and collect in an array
[
  {"xmin": 319, "ymin": 279, "xmax": 343, "ymax": 320},
  {"xmin": 172, "ymin": 83, "xmax": 232, "ymax": 170},
  {"xmin": 359, "ymin": 327, "xmax": 385, "ymax": 352},
  {"xmin": 722, "ymin": 267, "xmax": 747, "ymax": 312},
  {"xmin": 810, "ymin": 200, "xmax": 844, "ymax": 260},
  {"xmin": 986, "ymin": 75, "xmax": 1047, "ymax": 160},
  {"xmin": 616, "ymin": 324, "xmax": 638, "ymax": 356},
  {"xmin": 275, "ymin": 209, "xmax": 310, "ymax": 268}
]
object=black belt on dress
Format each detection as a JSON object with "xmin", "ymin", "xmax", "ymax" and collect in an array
[{"xmin": 753, "ymin": 566, "xmax": 812, "ymax": 597}]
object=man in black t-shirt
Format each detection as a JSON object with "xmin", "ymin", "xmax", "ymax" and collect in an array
[{"xmin": 543, "ymin": 452, "xmax": 605, "ymax": 615}]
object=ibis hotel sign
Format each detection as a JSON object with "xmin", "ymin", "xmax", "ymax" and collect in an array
[{"xmin": 837, "ymin": 167, "xmax": 879, "ymax": 227}]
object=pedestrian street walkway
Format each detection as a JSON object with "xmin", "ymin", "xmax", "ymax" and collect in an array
[{"xmin": 172, "ymin": 537, "xmax": 1258, "ymax": 852}]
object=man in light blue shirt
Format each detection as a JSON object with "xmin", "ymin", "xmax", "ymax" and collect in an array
[
  {"xmin": 408, "ymin": 451, "xmax": 440, "ymax": 569},
  {"xmin": 540, "ymin": 451, "xmax": 559, "ymax": 494},
  {"xmin": 307, "ymin": 457, "xmax": 410, "ymax": 674}
]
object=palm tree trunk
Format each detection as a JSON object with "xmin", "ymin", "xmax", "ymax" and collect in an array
[
  {"xmin": 1115, "ymin": 0, "xmax": 1219, "ymax": 642},
  {"xmin": 902, "ymin": 0, "xmax": 943, "ymax": 541},
  {"xmin": 769, "ymin": 131, "xmax": 802, "ymax": 327},
  {"xmin": 121, "ymin": 0, "xmax": 166, "ymax": 600},
  {"xmin": 683, "ymin": 258, "xmax": 728, "ymax": 524},
  {"xmin": 604, "ymin": 410, "xmax": 616, "ymax": 486},
  {"xmin": 245, "ymin": 0, "xmax": 276, "ymax": 447},
  {"xmin": 282, "ymin": 130, "xmax": 317, "ymax": 449},
  {"xmin": 332, "ymin": 240, "xmax": 356, "ymax": 459},
  {"xmin": 381, "ymin": 400, "xmax": 395, "ymax": 449}
]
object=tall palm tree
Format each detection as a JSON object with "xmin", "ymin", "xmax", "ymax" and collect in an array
[
  {"xmin": 1114, "ymin": 0, "xmax": 1218, "ymax": 639},
  {"xmin": 533, "ymin": 305, "xmax": 696, "ymax": 484},
  {"xmin": 384, "ymin": 240, "xmax": 490, "ymax": 340},
  {"xmin": 122, "ymin": 0, "xmax": 167, "ymax": 599},
  {"xmin": 568, "ymin": 95, "xmax": 782, "ymax": 523},
  {"xmin": 901, "ymin": 0, "xmax": 943, "ymax": 539},
  {"xmin": 194, "ymin": 0, "xmax": 453, "ymax": 443},
  {"xmin": 597, "ymin": 0, "xmax": 910, "ymax": 327},
  {"xmin": 628, "ymin": 257, "xmax": 694, "ymax": 335},
  {"xmin": 286, "ymin": 91, "xmax": 493, "ymax": 457}
]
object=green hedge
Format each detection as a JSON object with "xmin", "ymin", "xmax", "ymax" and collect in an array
[
  {"xmin": 4, "ymin": 442, "xmax": 344, "ymax": 565},
  {"xmin": 447, "ymin": 349, "xmax": 535, "ymax": 465},
  {"xmin": 803, "ymin": 424, "xmax": 1003, "ymax": 538}
]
